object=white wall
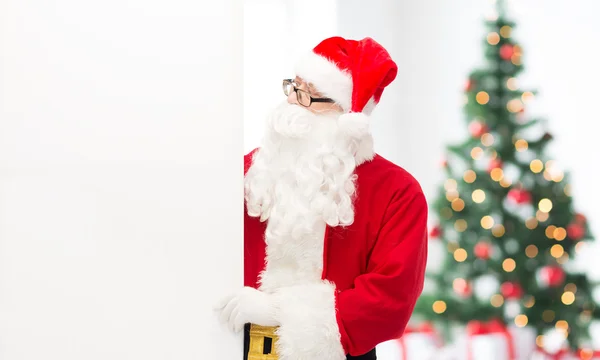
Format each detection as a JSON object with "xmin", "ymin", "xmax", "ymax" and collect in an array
[{"xmin": 0, "ymin": 1, "xmax": 243, "ymax": 359}]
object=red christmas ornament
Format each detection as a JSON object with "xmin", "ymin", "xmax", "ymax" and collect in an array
[
  {"xmin": 499, "ymin": 44, "xmax": 515, "ymax": 60},
  {"xmin": 465, "ymin": 79, "xmax": 475, "ymax": 92},
  {"xmin": 539, "ymin": 266, "xmax": 565, "ymax": 288},
  {"xmin": 500, "ymin": 281, "xmax": 523, "ymax": 299},
  {"xmin": 567, "ymin": 223, "xmax": 585, "ymax": 241},
  {"xmin": 469, "ymin": 121, "xmax": 489, "ymax": 138},
  {"xmin": 574, "ymin": 213, "xmax": 587, "ymax": 224},
  {"xmin": 453, "ymin": 278, "xmax": 472, "ymax": 297},
  {"xmin": 487, "ymin": 159, "xmax": 503, "ymax": 173},
  {"xmin": 429, "ymin": 225, "xmax": 442, "ymax": 238},
  {"xmin": 474, "ymin": 242, "xmax": 492, "ymax": 260},
  {"xmin": 507, "ymin": 188, "xmax": 532, "ymax": 204}
]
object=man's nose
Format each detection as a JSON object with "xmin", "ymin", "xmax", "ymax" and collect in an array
[{"xmin": 287, "ymin": 91, "xmax": 297, "ymax": 105}]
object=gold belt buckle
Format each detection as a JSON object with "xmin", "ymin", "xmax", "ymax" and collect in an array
[{"xmin": 248, "ymin": 324, "xmax": 279, "ymax": 360}]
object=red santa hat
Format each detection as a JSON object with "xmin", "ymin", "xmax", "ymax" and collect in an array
[{"xmin": 294, "ymin": 36, "xmax": 398, "ymax": 117}]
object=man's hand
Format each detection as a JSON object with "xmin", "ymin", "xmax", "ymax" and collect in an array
[{"xmin": 214, "ymin": 287, "xmax": 280, "ymax": 332}]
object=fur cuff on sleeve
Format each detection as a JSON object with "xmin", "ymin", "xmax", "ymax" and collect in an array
[{"xmin": 273, "ymin": 281, "xmax": 346, "ymax": 360}]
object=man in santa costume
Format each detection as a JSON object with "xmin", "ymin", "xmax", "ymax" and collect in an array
[{"xmin": 215, "ymin": 36, "xmax": 429, "ymax": 360}]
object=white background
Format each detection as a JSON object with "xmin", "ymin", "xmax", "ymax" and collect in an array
[{"xmin": 1, "ymin": 0, "xmax": 243, "ymax": 359}]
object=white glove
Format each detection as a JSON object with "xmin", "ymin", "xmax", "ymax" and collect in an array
[{"xmin": 214, "ymin": 287, "xmax": 280, "ymax": 333}]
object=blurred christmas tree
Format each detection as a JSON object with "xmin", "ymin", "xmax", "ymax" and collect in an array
[{"xmin": 412, "ymin": 0, "xmax": 599, "ymax": 351}]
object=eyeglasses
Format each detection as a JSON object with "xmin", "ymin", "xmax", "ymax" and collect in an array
[{"xmin": 282, "ymin": 79, "xmax": 335, "ymax": 107}]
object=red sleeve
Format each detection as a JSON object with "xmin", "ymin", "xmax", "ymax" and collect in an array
[
  {"xmin": 336, "ymin": 185, "xmax": 429, "ymax": 356},
  {"xmin": 244, "ymin": 148, "xmax": 259, "ymax": 174},
  {"xmin": 243, "ymin": 147, "xmax": 267, "ymax": 289}
]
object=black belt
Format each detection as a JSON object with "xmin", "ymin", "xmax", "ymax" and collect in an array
[{"xmin": 243, "ymin": 324, "xmax": 377, "ymax": 360}]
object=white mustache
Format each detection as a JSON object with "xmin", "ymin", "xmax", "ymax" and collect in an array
[{"xmin": 267, "ymin": 102, "xmax": 314, "ymax": 138}]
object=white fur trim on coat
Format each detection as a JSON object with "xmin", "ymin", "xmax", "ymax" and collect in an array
[
  {"xmin": 294, "ymin": 52, "xmax": 353, "ymax": 112},
  {"xmin": 337, "ymin": 112, "xmax": 375, "ymax": 166},
  {"xmin": 273, "ymin": 282, "xmax": 346, "ymax": 360}
]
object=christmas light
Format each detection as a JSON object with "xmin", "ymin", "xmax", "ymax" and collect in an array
[
  {"xmin": 523, "ymin": 296, "xmax": 535, "ymax": 308},
  {"xmin": 525, "ymin": 245, "xmax": 538, "ymax": 258},
  {"xmin": 507, "ymin": 99, "xmax": 524, "ymax": 112},
  {"xmin": 538, "ymin": 198, "xmax": 553, "ymax": 213},
  {"xmin": 525, "ymin": 218, "xmax": 539, "ymax": 229},
  {"xmin": 564, "ymin": 283, "xmax": 577, "ymax": 293},
  {"xmin": 481, "ymin": 133, "xmax": 495, "ymax": 146},
  {"xmin": 446, "ymin": 190, "xmax": 459, "ymax": 201},
  {"xmin": 551, "ymin": 244, "xmax": 564, "ymax": 258},
  {"xmin": 503, "ymin": 258, "xmax": 516, "ymax": 272},
  {"xmin": 454, "ymin": 219, "xmax": 468, "ymax": 232},
  {"xmin": 555, "ymin": 320, "xmax": 569, "ymax": 331},
  {"xmin": 481, "ymin": 216, "xmax": 495, "ymax": 229},
  {"xmin": 490, "ymin": 168, "xmax": 504, "ymax": 181},
  {"xmin": 454, "ymin": 248, "xmax": 468, "ymax": 262},
  {"xmin": 515, "ymin": 139, "xmax": 528, "ymax": 151},
  {"xmin": 515, "ymin": 314, "xmax": 528, "ymax": 327},
  {"xmin": 500, "ymin": 25, "xmax": 512, "ymax": 38},
  {"xmin": 492, "ymin": 224, "xmax": 506, "ymax": 237},
  {"xmin": 536, "ymin": 210, "xmax": 550, "ymax": 222},
  {"xmin": 464, "ymin": 170, "xmax": 477, "ymax": 183},
  {"xmin": 472, "ymin": 189, "xmax": 486, "ymax": 203},
  {"xmin": 444, "ymin": 179, "xmax": 458, "ymax": 191},
  {"xmin": 447, "ymin": 241, "xmax": 460, "ymax": 253},
  {"xmin": 521, "ymin": 91, "xmax": 535, "ymax": 103},
  {"xmin": 554, "ymin": 227, "xmax": 567, "ymax": 241},
  {"xmin": 507, "ymin": 77, "xmax": 519, "ymax": 90},
  {"xmin": 543, "ymin": 310, "xmax": 555, "ymax": 322},
  {"xmin": 575, "ymin": 241, "xmax": 585, "ymax": 253},
  {"xmin": 490, "ymin": 294, "xmax": 504, "ymax": 307},
  {"xmin": 513, "ymin": 45, "xmax": 523, "ymax": 56},
  {"xmin": 564, "ymin": 184, "xmax": 572, "ymax": 196},
  {"xmin": 530, "ymin": 159, "xmax": 544, "ymax": 173},
  {"xmin": 552, "ymin": 172, "xmax": 565, "ymax": 182},
  {"xmin": 452, "ymin": 198, "xmax": 465, "ymax": 211},
  {"xmin": 545, "ymin": 225, "xmax": 557, "ymax": 239},
  {"xmin": 499, "ymin": 178, "xmax": 512, "ymax": 188},
  {"xmin": 476, "ymin": 91, "xmax": 490, "ymax": 105},
  {"xmin": 433, "ymin": 300, "xmax": 447, "ymax": 314},
  {"xmin": 561, "ymin": 291, "xmax": 575, "ymax": 305},
  {"xmin": 545, "ymin": 160, "xmax": 565, "ymax": 182},
  {"xmin": 487, "ymin": 32, "xmax": 500, "ymax": 45},
  {"xmin": 557, "ymin": 252, "xmax": 569, "ymax": 265},
  {"xmin": 535, "ymin": 335, "xmax": 544, "ymax": 347},
  {"xmin": 471, "ymin": 147, "xmax": 484, "ymax": 159},
  {"xmin": 511, "ymin": 53, "xmax": 521, "ymax": 65}
]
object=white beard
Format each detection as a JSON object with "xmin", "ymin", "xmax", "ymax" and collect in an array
[{"xmin": 244, "ymin": 102, "xmax": 374, "ymax": 292}]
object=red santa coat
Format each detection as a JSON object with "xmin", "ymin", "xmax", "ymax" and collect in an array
[{"xmin": 244, "ymin": 148, "xmax": 429, "ymax": 358}]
